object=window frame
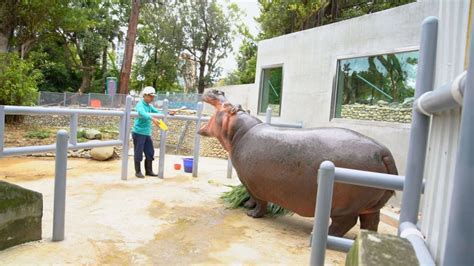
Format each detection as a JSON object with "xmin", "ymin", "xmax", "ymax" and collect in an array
[
  {"xmin": 331, "ymin": 46, "xmax": 419, "ymax": 121},
  {"xmin": 258, "ymin": 64, "xmax": 284, "ymax": 117}
]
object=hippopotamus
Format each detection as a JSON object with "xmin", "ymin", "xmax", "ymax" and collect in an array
[{"xmin": 198, "ymin": 90, "xmax": 397, "ymax": 236}]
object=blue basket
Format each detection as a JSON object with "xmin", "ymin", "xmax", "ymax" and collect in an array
[{"xmin": 182, "ymin": 158, "xmax": 193, "ymax": 173}]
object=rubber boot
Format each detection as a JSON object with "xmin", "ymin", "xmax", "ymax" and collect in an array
[
  {"xmin": 145, "ymin": 159, "xmax": 158, "ymax": 177},
  {"xmin": 135, "ymin": 161, "xmax": 144, "ymax": 178}
]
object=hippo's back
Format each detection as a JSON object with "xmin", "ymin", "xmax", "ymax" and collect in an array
[{"xmin": 231, "ymin": 125, "xmax": 397, "ymax": 217}]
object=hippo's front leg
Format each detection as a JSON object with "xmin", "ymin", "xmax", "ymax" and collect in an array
[
  {"xmin": 246, "ymin": 199, "xmax": 267, "ymax": 218},
  {"xmin": 243, "ymin": 196, "xmax": 256, "ymax": 209}
]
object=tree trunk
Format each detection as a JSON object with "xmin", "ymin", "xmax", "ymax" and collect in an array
[
  {"xmin": 197, "ymin": 58, "xmax": 207, "ymax": 94},
  {"xmin": 0, "ymin": 21, "xmax": 14, "ymax": 53},
  {"xmin": 78, "ymin": 68, "xmax": 94, "ymax": 94},
  {"xmin": 119, "ymin": 0, "xmax": 141, "ymax": 95},
  {"xmin": 0, "ymin": 1, "xmax": 16, "ymax": 53},
  {"xmin": 197, "ymin": 40, "xmax": 209, "ymax": 94},
  {"xmin": 19, "ymin": 38, "xmax": 35, "ymax": 59},
  {"xmin": 102, "ymin": 45, "xmax": 108, "ymax": 77},
  {"xmin": 331, "ymin": 0, "xmax": 338, "ymax": 21},
  {"xmin": 0, "ymin": 33, "xmax": 9, "ymax": 52}
]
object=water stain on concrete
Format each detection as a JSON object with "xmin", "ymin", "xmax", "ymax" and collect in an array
[{"xmin": 138, "ymin": 204, "xmax": 250, "ymax": 264}]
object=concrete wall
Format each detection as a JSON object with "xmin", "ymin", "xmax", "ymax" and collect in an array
[
  {"xmin": 247, "ymin": 2, "xmax": 439, "ymax": 174},
  {"xmin": 203, "ymin": 84, "xmax": 253, "ymax": 115}
]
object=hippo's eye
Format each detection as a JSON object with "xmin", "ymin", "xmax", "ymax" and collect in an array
[{"xmin": 213, "ymin": 90, "xmax": 225, "ymax": 96}]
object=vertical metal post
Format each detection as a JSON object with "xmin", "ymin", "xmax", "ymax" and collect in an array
[
  {"xmin": 399, "ymin": 17, "xmax": 438, "ymax": 228},
  {"xmin": 52, "ymin": 130, "xmax": 69, "ymax": 241},
  {"xmin": 69, "ymin": 113, "xmax": 78, "ymax": 146},
  {"xmin": 310, "ymin": 161, "xmax": 335, "ymax": 266},
  {"xmin": 192, "ymin": 102, "xmax": 203, "ymax": 177},
  {"xmin": 119, "ymin": 113, "xmax": 125, "ymax": 141},
  {"xmin": 443, "ymin": 21, "xmax": 474, "ymax": 266},
  {"xmin": 158, "ymin": 99, "xmax": 169, "ymax": 179},
  {"xmin": 226, "ymin": 157, "xmax": 233, "ymax": 179},
  {"xmin": 87, "ymin": 93, "xmax": 91, "ymax": 106},
  {"xmin": 0, "ymin": 105, "xmax": 4, "ymax": 155},
  {"xmin": 121, "ymin": 96, "xmax": 132, "ymax": 180},
  {"xmin": 265, "ymin": 107, "xmax": 272, "ymax": 124},
  {"xmin": 63, "ymin": 92, "xmax": 67, "ymax": 107}
]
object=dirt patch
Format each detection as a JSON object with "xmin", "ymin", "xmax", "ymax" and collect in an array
[
  {"xmin": 139, "ymin": 205, "xmax": 248, "ymax": 264},
  {"xmin": 0, "ymin": 157, "xmax": 120, "ymax": 182},
  {"xmin": 89, "ymin": 239, "xmax": 134, "ymax": 265}
]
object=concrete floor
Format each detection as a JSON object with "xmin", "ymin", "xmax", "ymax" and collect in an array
[{"xmin": 0, "ymin": 155, "xmax": 396, "ymax": 264}]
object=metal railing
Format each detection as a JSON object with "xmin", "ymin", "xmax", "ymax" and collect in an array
[
  {"xmin": 0, "ymin": 96, "xmax": 211, "ymax": 241},
  {"xmin": 2, "ymin": 89, "xmax": 306, "ymax": 240},
  {"xmin": 310, "ymin": 16, "xmax": 473, "ymax": 266},
  {"xmin": 37, "ymin": 91, "xmax": 203, "ymax": 110},
  {"xmin": 0, "ymin": 104, "xmax": 127, "ymax": 242}
]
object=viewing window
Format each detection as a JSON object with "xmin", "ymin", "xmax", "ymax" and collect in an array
[
  {"xmin": 259, "ymin": 67, "xmax": 283, "ymax": 116},
  {"xmin": 334, "ymin": 50, "xmax": 419, "ymax": 123}
]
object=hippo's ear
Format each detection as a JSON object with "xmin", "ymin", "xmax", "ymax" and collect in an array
[{"xmin": 226, "ymin": 104, "xmax": 243, "ymax": 115}]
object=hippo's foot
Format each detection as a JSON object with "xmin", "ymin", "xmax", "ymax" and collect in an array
[
  {"xmin": 359, "ymin": 211, "xmax": 380, "ymax": 232},
  {"xmin": 328, "ymin": 215, "xmax": 358, "ymax": 237},
  {"xmin": 246, "ymin": 200, "xmax": 267, "ymax": 218},
  {"xmin": 243, "ymin": 197, "xmax": 256, "ymax": 209}
]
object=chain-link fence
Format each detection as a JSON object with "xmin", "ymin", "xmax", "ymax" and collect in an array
[{"xmin": 38, "ymin": 91, "xmax": 203, "ymax": 110}]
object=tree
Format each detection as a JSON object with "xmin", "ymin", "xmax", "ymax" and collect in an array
[
  {"xmin": 257, "ymin": 0, "xmax": 416, "ymax": 39},
  {"xmin": 0, "ymin": 1, "xmax": 16, "ymax": 52},
  {"xmin": 0, "ymin": 52, "xmax": 42, "ymax": 106},
  {"xmin": 54, "ymin": 1, "xmax": 125, "ymax": 93},
  {"xmin": 180, "ymin": 0, "xmax": 239, "ymax": 93},
  {"xmin": 227, "ymin": 0, "xmax": 416, "ymax": 87},
  {"xmin": 131, "ymin": 2, "xmax": 184, "ymax": 92},
  {"xmin": 256, "ymin": 0, "xmax": 327, "ymax": 39},
  {"xmin": 119, "ymin": 0, "xmax": 141, "ymax": 94},
  {"xmin": 224, "ymin": 26, "xmax": 257, "ymax": 85},
  {"xmin": 0, "ymin": 0, "xmax": 61, "ymax": 57}
]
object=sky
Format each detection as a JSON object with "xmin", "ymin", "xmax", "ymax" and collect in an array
[{"xmin": 218, "ymin": 0, "xmax": 260, "ymax": 76}]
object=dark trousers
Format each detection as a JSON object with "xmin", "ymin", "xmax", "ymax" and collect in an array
[{"xmin": 132, "ymin": 132, "xmax": 154, "ymax": 162}]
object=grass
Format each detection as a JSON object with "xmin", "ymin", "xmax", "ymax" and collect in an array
[
  {"xmin": 220, "ymin": 184, "xmax": 293, "ymax": 216},
  {"xmin": 24, "ymin": 129, "xmax": 51, "ymax": 139}
]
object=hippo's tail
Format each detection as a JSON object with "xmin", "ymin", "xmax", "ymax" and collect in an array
[
  {"xmin": 382, "ymin": 152, "xmax": 398, "ymax": 176},
  {"xmin": 381, "ymin": 152, "xmax": 398, "ymax": 199}
]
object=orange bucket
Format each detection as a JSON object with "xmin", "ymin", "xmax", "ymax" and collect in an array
[{"xmin": 91, "ymin": 99, "xmax": 101, "ymax": 108}]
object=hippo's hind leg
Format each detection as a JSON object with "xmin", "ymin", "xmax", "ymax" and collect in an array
[
  {"xmin": 359, "ymin": 190, "xmax": 392, "ymax": 231},
  {"xmin": 243, "ymin": 196, "xmax": 256, "ymax": 209},
  {"xmin": 246, "ymin": 199, "xmax": 267, "ymax": 218},
  {"xmin": 328, "ymin": 215, "xmax": 358, "ymax": 237},
  {"xmin": 359, "ymin": 211, "xmax": 380, "ymax": 232}
]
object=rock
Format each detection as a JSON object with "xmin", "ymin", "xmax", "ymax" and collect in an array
[
  {"xmin": 90, "ymin": 146, "xmax": 114, "ymax": 161},
  {"xmin": 345, "ymin": 230, "xmax": 418, "ymax": 266},
  {"xmin": 84, "ymin": 129, "xmax": 102, "ymax": 140},
  {"xmin": 0, "ymin": 181, "xmax": 42, "ymax": 251},
  {"xmin": 402, "ymin": 97, "xmax": 415, "ymax": 107},
  {"xmin": 377, "ymin": 100, "xmax": 389, "ymax": 106},
  {"xmin": 388, "ymin": 102, "xmax": 400, "ymax": 108}
]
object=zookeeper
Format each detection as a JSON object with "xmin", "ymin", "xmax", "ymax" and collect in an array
[{"xmin": 132, "ymin": 86, "xmax": 170, "ymax": 178}]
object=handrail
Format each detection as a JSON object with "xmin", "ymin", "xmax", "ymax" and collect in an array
[{"xmin": 4, "ymin": 105, "xmax": 124, "ymax": 116}]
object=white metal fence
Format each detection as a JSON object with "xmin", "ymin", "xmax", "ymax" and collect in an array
[{"xmin": 37, "ymin": 91, "xmax": 203, "ymax": 110}]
